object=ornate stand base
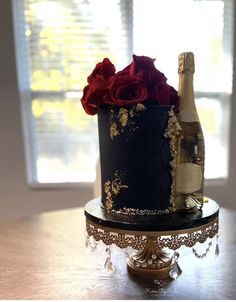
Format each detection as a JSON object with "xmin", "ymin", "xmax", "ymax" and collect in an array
[
  {"xmin": 85, "ymin": 198, "xmax": 219, "ymax": 280},
  {"xmin": 127, "ymin": 237, "xmax": 174, "ymax": 279}
]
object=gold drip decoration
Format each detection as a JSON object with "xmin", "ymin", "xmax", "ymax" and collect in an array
[{"xmin": 164, "ymin": 107, "xmax": 183, "ymax": 210}]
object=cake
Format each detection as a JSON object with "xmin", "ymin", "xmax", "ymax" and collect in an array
[{"xmin": 81, "ymin": 54, "xmax": 203, "ymax": 215}]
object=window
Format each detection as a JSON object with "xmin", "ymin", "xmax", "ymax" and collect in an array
[
  {"xmin": 12, "ymin": 0, "xmax": 233, "ymax": 185},
  {"xmin": 13, "ymin": 0, "xmax": 131, "ymax": 184}
]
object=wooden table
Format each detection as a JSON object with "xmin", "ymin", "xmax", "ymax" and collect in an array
[{"xmin": 0, "ymin": 204, "xmax": 235, "ymax": 300}]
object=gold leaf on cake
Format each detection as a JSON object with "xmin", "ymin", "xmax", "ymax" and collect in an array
[
  {"xmin": 109, "ymin": 103, "xmax": 146, "ymax": 139},
  {"xmin": 135, "ymin": 103, "xmax": 146, "ymax": 112},
  {"xmin": 110, "ymin": 122, "xmax": 119, "ymax": 139},
  {"xmin": 104, "ymin": 180, "xmax": 113, "ymax": 210},
  {"xmin": 104, "ymin": 171, "xmax": 128, "ymax": 211},
  {"xmin": 118, "ymin": 108, "xmax": 129, "ymax": 127}
]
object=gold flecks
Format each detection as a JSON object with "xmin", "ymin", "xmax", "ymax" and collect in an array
[
  {"xmin": 110, "ymin": 122, "xmax": 119, "ymax": 139},
  {"xmin": 129, "ymin": 107, "xmax": 135, "ymax": 118},
  {"xmin": 104, "ymin": 180, "xmax": 113, "ymax": 210},
  {"xmin": 164, "ymin": 106, "xmax": 183, "ymax": 210},
  {"xmin": 135, "ymin": 103, "xmax": 146, "ymax": 112},
  {"xmin": 110, "ymin": 207, "xmax": 170, "ymax": 216},
  {"xmin": 109, "ymin": 103, "xmax": 146, "ymax": 140},
  {"xmin": 130, "ymin": 103, "xmax": 146, "ymax": 118},
  {"xmin": 118, "ymin": 108, "xmax": 129, "ymax": 127},
  {"xmin": 104, "ymin": 171, "xmax": 128, "ymax": 211}
]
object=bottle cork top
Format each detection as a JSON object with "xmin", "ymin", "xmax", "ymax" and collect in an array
[{"xmin": 178, "ymin": 52, "xmax": 195, "ymax": 74}]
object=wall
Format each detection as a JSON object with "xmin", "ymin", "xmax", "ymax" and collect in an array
[
  {"xmin": 204, "ymin": 1, "xmax": 236, "ymax": 210},
  {"xmin": 0, "ymin": 0, "xmax": 235, "ymax": 223},
  {"xmin": 0, "ymin": 1, "xmax": 93, "ymax": 222}
]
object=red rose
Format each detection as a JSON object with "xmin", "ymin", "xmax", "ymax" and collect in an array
[
  {"xmin": 81, "ymin": 75, "xmax": 110, "ymax": 115},
  {"xmin": 87, "ymin": 58, "xmax": 115, "ymax": 83},
  {"xmin": 81, "ymin": 58, "xmax": 115, "ymax": 115},
  {"xmin": 131, "ymin": 55, "xmax": 179, "ymax": 106},
  {"xmin": 150, "ymin": 83, "xmax": 179, "ymax": 107},
  {"xmin": 105, "ymin": 75, "xmax": 148, "ymax": 106},
  {"xmin": 118, "ymin": 55, "xmax": 166, "ymax": 84},
  {"xmin": 80, "ymin": 55, "xmax": 179, "ymax": 115},
  {"xmin": 116, "ymin": 55, "xmax": 179, "ymax": 106}
]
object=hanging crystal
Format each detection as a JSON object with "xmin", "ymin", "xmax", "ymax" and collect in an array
[
  {"xmin": 169, "ymin": 252, "xmax": 182, "ymax": 280},
  {"xmin": 192, "ymin": 241, "xmax": 212, "ymax": 258},
  {"xmin": 215, "ymin": 234, "xmax": 219, "ymax": 257},
  {"xmin": 89, "ymin": 236, "xmax": 98, "ymax": 251},
  {"xmin": 104, "ymin": 246, "xmax": 115, "ymax": 273},
  {"xmin": 125, "ymin": 247, "xmax": 129, "ymax": 258},
  {"xmin": 85, "ymin": 234, "xmax": 90, "ymax": 248},
  {"xmin": 125, "ymin": 246, "xmax": 133, "ymax": 258}
]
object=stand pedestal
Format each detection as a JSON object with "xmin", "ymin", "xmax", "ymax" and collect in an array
[
  {"xmin": 127, "ymin": 237, "xmax": 175, "ymax": 279},
  {"xmin": 85, "ymin": 198, "xmax": 219, "ymax": 280}
]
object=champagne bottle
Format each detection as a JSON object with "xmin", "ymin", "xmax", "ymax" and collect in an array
[{"xmin": 174, "ymin": 52, "xmax": 205, "ymax": 211}]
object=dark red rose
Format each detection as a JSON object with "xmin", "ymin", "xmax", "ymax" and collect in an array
[
  {"xmin": 150, "ymin": 83, "xmax": 179, "ymax": 107},
  {"xmin": 81, "ymin": 75, "xmax": 110, "ymax": 115},
  {"xmin": 115, "ymin": 55, "xmax": 179, "ymax": 106},
  {"xmin": 130, "ymin": 55, "xmax": 179, "ymax": 106},
  {"xmin": 81, "ymin": 58, "xmax": 116, "ymax": 114},
  {"xmin": 80, "ymin": 55, "xmax": 179, "ymax": 115},
  {"xmin": 118, "ymin": 55, "xmax": 166, "ymax": 84},
  {"xmin": 87, "ymin": 58, "xmax": 115, "ymax": 84},
  {"xmin": 105, "ymin": 75, "xmax": 148, "ymax": 106}
]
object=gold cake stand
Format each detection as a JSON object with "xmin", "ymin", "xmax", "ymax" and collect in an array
[{"xmin": 85, "ymin": 198, "xmax": 219, "ymax": 280}]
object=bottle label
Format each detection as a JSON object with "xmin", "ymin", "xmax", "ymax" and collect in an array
[{"xmin": 176, "ymin": 163, "xmax": 202, "ymax": 194}]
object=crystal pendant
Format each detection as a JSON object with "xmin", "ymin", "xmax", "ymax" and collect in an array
[
  {"xmin": 104, "ymin": 256, "xmax": 115, "ymax": 273},
  {"xmin": 192, "ymin": 241, "xmax": 212, "ymax": 258},
  {"xmin": 215, "ymin": 235, "xmax": 219, "ymax": 257},
  {"xmin": 125, "ymin": 248, "xmax": 129, "ymax": 258},
  {"xmin": 169, "ymin": 252, "xmax": 182, "ymax": 280},
  {"xmin": 106, "ymin": 246, "xmax": 111, "ymax": 256},
  {"xmin": 169, "ymin": 262, "xmax": 182, "ymax": 280},
  {"xmin": 104, "ymin": 246, "xmax": 115, "ymax": 273},
  {"xmin": 85, "ymin": 234, "xmax": 90, "ymax": 248},
  {"xmin": 215, "ymin": 243, "xmax": 219, "ymax": 257},
  {"xmin": 89, "ymin": 237, "xmax": 98, "ymax": 251}
]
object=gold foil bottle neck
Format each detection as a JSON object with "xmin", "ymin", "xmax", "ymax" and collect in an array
[{"xmin": 178, "ymin": 52, "xmax": 195, "ymax": 74}]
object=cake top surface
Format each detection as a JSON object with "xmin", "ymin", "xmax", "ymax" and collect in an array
[{"xmin": 81, "ymin": 55, "xmax": 179, "ymax": 115}]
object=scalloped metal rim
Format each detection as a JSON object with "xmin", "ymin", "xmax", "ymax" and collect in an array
[{"xmin": 86, "ymin": 216, "xmax": 219, "ymax": 250}]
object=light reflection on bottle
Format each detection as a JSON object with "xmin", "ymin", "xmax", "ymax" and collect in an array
[{"xmin": 175, "ymin": 52, "xmax": 205, "ymax": 211}]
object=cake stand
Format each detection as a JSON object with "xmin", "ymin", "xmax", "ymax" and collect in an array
[{"xmin": 84, "ymin": 198, "xmax": 219, "ymax": 280}]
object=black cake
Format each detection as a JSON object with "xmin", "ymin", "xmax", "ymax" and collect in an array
[
  {"xmin": 80, "ymin": 55, "xmax": 186, "ymax": 216},
  {"xmin": 98, "ymin": 103, "xmax": 179, "ymax": 215}
]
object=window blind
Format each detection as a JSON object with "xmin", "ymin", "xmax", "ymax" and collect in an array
[{"xmin": 13, "ymin": 0, "xmax": 132, "ymax": 183}]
